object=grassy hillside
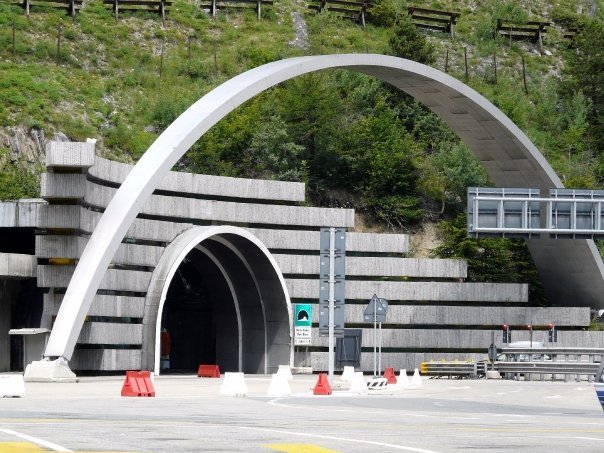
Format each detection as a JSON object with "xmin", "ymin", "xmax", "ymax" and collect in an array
[{"xmin": 1, "ymin": 0, "xmax": 602, "ymax": 302}]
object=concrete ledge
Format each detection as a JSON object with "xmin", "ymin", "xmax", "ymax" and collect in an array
[
  {"xmin": 0, "ymin": 200, "xmax": 46, "ymax": 227},
  {"xmin": 46, "ymin": 141, "xmax": 95, "ymax": 170},
  {"xmin": 275, "ymin": 254, "xmax": 466, "ymax": 278},
  {"xmin": 85, "ymin": 183, "xmax": 355, "ymax": 228},
  {"xmin": 91, "ymin": 155, "xmax": 306, "ymax": 203},
  {"xmin": 37, "ymin": 265, "xmax": 151, "ymax": 292},
  {"xmin": 71, "ymin": 349, "xmax": 141, "ymax": 371},
  {"xmin": 286, "ymin": 279, "xmax": 528, "ymax": 302},
  {"xmin": 44, "ymin": 293, "xmax": 146, "ymax": 318},
  {"xmin": 0, "ymin": 253, "xmax": 36, "ymax": 278},
  {"xmin": 78, "ymin": 322, "xmax": 143, "ymax": 345},
  {"xmin": 41, "ymin": 173, "xmax": 87, "ymax": 199},
  {"xmin": 37, "ymin": 205, "xmax": 80, "ymax": 229},
  {"xmin": 36, "ymin": 236, "xmax": 165, "ymax": 267},
  {"xmin": 81, "ymin": 209, "xmax": 195, "ymax": 243},
  {"xmin": 308, "ymin": 304, "xmax": 590, "ymax": 326}
]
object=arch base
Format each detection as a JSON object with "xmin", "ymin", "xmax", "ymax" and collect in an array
[{"xmin": 24, "ymin": 357, "xmax": 77, "ymax": 383}]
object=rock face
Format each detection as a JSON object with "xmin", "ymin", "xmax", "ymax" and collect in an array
[{"xmin": 0, "ymin": 127, "xmax": 69, "ymax": 167}]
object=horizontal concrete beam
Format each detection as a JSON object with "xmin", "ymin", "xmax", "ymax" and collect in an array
[
  {"xmin": 274, "ymin": 254, "xmax": 466, "ymax": 278},
  {"xmin": 0, "ymin": 253, "xmax": 36, "ymax": 278},
  {"xmin": 45, "ymin": 141, "xmax": 95, "ymax": 170},
  {"xmin": 0, "ymin": 200, "xmax": 47, "ymax": 227},
  {"xmin": 44, "ymin": 293, "xmax": 145, "ymax": 318},
  {"xmin": 78, "ymin": 322, "xmax": 142, "ymax": 345},
  {"xmin": 85, "ymin": 183, "xmax": 355, "ymax": 228},
  {"xmin": 37, "ymin": 205, "xmax": 80, "ymax": 229},
  {"xmin": 310, "ymin": 328, "xmax": 603, "ymax": 349},
  {"xmin": 71, "ymin": 349, "xmax": 141, "ymax": 371},
  {"xmin": 287, "ymin": 279, "xmax": 528, "ymax": 302},
  {"xmin": 90, "ymin": 155, "xmax": 306, "ymax": 203},
  {"xmin": 36, "ymin": 235, "xmax": 165, "ymax": 267},
  {"xmin": 81, "ymin": 209, "xmax": 194, "ymax": 244},
  {"xmin": 309, "ymin": 304, "xmax": 590, "ymax": 326},
  {"xmin": 38, "ymin": 265, "xmax": 151, "ymax": 292},
  {"xmin": 40, "ymin": 173, "xmax": 87, "ymax": 199},
  {"xmin": 248, "ymin": 229, "xmax": 409, "ymax": 254}
]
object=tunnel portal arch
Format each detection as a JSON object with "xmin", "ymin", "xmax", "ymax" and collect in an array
[
  {"xmin": 142, "ymin": 226, "xmax": 292, "ymax": 375},
  {"xmin": 43, "ymin": 54, "xmax": 604, "ymax": 366}
]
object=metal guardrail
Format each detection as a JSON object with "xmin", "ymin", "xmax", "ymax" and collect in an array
[
  {"xmin": 420, "ymin": 361, "xmax": 487, "ymax": 379},
  {"xmin": 495, "ymin": 348, "xmax": 603, "ymax": 381}
]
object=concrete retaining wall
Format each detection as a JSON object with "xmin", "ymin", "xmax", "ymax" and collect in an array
[
  {"xmin": 44, "ymin": 293, "xmax": 145, "ymax": 319},
  {"xmin": 90, "ymin": 155, "xmax": 306, "ymax": 202},
  {"xmin": 71, "ymin": 349, "xmax": 141, "ymax": 371},
  {"xmin": 0, "ymin": 253, "xmax": 36, "ymax": 278},
  {"xmin": 309, "ymin": 304, "xmax": 590, "ymax": 326},
  {"xmin": 287, "ymin": 279, "xmax": 528, "ymax": 302},
  {"xmin": 274, "ymin": 254, "xmax": 467, "ymax": 278},
  {"xmin": 29, "ymin": 142, "xmax": 597, "ymax": 373},
  {"xmin": 84, "ymin": 183, "xmax": 355, "ymax": 228}
]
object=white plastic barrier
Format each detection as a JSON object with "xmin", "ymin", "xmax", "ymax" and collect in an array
[
  {"xmin": 349, "ymin": 372, "xmax": 368, "ymax": 395},
  {"xmin": 267, "ymin": 373, "xmax": 291, "ymax": 397},
  {"xmin": 410, "ymin": 368, "xmax": 422, "ymax": 388},
  {"xmin": 341, "ymin": 366, "xmax": 355, "ymax": 383},
  {"xmin": 220, "ymin": 372, "xmax": 248, "ymax": 397},
  {"xmin": 367, "ymin": 377, "xmax": 388, "ymax": 390},
  {"xmin": 0, "ymin": 375, "xmax": 25, "ymax": 397},
  {"xmin": 276, "ymin": 364, "xmax": 293, "ymax": 381},
  {"xmin": 397, "ymin": 369, "xmax": 410, "ymax": 388}
]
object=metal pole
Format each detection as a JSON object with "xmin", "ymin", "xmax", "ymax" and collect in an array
[
  {"xmin": 328, "ymin": 227, "xmax": 335, "ymax": 383},
  {"xmin": 378, "ymin": 321, "xmax": 382, "ymax": 375},
  {"xmin": 373, "ymin": 298, "xmax": 377, "ymax": 377}
]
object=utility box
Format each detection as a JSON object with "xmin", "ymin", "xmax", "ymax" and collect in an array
[{"xmin": 9, "ymin": 328, "xmax": 50, "ymax": 370}]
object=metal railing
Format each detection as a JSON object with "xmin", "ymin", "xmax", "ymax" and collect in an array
[
  {"xmin": 495, "ymin": 347, "xmax": 604, "ymax": 381},
  {"xmin": 420, "ymin": 361, "xmax": 487, "ymax": 379}
]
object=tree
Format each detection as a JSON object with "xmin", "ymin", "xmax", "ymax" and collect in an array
[
  {"xmin": 562, "ymin": 19, "xmax": 604, "ymax": 150},
  {"xmin": 432, "ymin": 214, "xmax": 547, "ymax": 305},
  {"xmin": 388, "ymin": 14, "xmax": 436, "ymax": 65}
]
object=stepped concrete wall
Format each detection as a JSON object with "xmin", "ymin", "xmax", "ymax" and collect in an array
[{"xmin": 9, "ymin": 141, "xmax": 594, "ymax": 373}]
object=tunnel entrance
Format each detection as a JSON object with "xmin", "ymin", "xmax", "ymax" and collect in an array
[
  {"xmin": 160, "ymin": 249, "xmax": 228, "ymax": 373},
  {"xmin": 143, "ymin": 226, "xmax": 292, "ymax": 375}
]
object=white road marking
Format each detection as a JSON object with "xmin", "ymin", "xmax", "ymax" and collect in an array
[
  {"xmin": 574, "ymin": 436, "xmax": 604, "ymax": 441},
  {"xmin": 544, "ymin": 395, "xmax": 561, "ymax": 399},
  {"xmin": 239, "ymin": 426, "xmax": 441, "ymax": 453},
  {"xmin": 0, "ymin": 428, "xmax": 72, "ymax": 452}
]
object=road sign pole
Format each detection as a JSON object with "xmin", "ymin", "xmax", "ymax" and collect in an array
[
  {"xmin": 373, "ymin": 297, "xmax": 377, "ymax": 377},
  {"xmin": 378, "ymin": 321, "xmax": 382, "ymax": 375},
  {"xmin": 328, "ymin": 227, "xmax": 335, "ymax": 383}
]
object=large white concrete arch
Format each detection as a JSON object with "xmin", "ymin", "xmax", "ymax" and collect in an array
[{"xmin": 43, "ymin": 54, "xmax": 604, "ymax": 365}]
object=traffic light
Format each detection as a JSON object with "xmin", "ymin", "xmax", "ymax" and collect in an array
[
  {"xmin": 548, "ymin": 323, "xmax": 557, "ymax": 343},
  {"xmin": 502, "ymin": 324, "xmax": 511, "ymax": 343}
]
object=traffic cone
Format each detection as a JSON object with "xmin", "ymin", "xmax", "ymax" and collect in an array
[
  {"xmin": 313, "ymin": 373, "xmax": 332, "ymax": 395},
  {"xmin": 383, "ymin": 367, "xmax": 397, "ymax": 385}
]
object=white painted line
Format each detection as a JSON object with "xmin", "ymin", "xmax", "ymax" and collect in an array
[
  {"xmin": 574, "ymin": 437, "xmax": 604, "ymax": 441},
  {"xmin": 239, "ymin": 426, "xmax": 441, "ymax": 453},
  {"xmin": 0, "ymin": 428, "xmax": 72, "ymax": 452}
]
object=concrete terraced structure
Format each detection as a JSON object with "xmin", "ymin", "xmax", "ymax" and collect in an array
[
  {"xmin": 1, "ymin": 141, "xmax": 601, "ymax": 375},
  {"xmin": 2, "ymin": 54, "xmax": 603, "ymax": 377}
]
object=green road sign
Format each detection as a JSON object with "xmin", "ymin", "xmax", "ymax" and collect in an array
[{"xmin": 294, "ymin": 304, "xmax": 312, "ymax": 327}]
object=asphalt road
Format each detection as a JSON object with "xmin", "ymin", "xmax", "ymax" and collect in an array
[{"xmin": 1, "ymin": 374, "xmax": 603, "ymax": 452}]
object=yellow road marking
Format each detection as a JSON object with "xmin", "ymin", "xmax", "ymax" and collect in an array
[
  {"xmin": 265, "ymin": 444, "xmax": 340, "ymax": 453},
  {"xmin": 0, "ymin": 442, "xmax": 45, "ymax": 453}
]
